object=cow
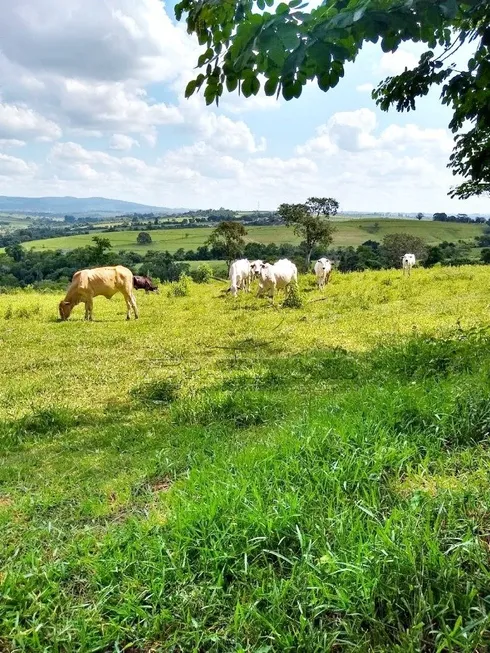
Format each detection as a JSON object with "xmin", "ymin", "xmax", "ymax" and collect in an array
[
  {"xmin": 314, "ymin": 257, "xmax": 332, "ymax": 290},
  {"xmin": 58, "ymin": 265, "xmax": 139, "ymax": 321},
  {"xmin": 133, "ymin": 275, "xmax": 159, "ymax": 293},
  {"xmin": 228, "ymin": 259, "xmax": 251, "ymax": 297},
  {"xmin": 250, "ymin": 260, "xmax": 264, "ymax": 278},
  {"xmin": 402, "ymin": 253, "xmax": 416, "ymax": 276},
  {"xmin": 258, "ymin": 258, "xmax": 298, "ymax": 301}
]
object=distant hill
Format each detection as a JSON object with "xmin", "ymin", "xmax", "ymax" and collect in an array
[{"xmin": 0, "ymin": 196, "xmax": 183, "ymax": 216}]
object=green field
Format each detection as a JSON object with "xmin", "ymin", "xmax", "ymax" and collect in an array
[
  {"xmin": 1, "ymin": 266, "xmax": 490, "ymax": 650},
  {"xmin": 22, "ymin": 219, "xmax": 484, "ymax": 253},
  {"xmin": 0, "ymin": 213, "xmax": 34, "ymax": 230}
]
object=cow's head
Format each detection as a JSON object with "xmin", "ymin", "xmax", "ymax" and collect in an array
[
  {"xmin": 144, "ymin": 276, "xmax": 159, "ymax": 293},
  {"xmin": 58, "ymin": 300, "xmax": 73, "ymax": 321},
  {"xmin": 250, "ymin": 260, "xmax": 263, "ymax": 276},
  {"xmin": 134, "ymin": 275, "xmax": 159, "ymax": 293}
]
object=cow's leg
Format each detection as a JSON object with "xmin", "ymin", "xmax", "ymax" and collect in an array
[
  {"xmin": 270, "ymin": 283, "xmax": 276, "ymax": 303},
  {"xmin": 122, "ymin": 292, "xmax": 132, "ymax": 320},
  {"xmin": 85, "ymin": 298, "xmax": 93, "ymax": 321},
  {"xmin": 325, "ymin": 271, "xmax": 331, "ymax": 286},
  {"xmin": 130, "ymin": 292, "xmax": 139, "ymax": 319}
]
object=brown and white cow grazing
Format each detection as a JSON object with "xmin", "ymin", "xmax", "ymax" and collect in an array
[
  {"xmin": 133, "ymin": 275, "xmax": 158, "ymax": 293},
  {"xmin": 59, "ymin": 265, "xmax": 139, "ymax": 321}
]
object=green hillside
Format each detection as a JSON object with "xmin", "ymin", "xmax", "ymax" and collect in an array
[
  {"xmin": 21, "ymin": 219, "xmax": 484, "ymax": 253},
  {"xmin": 1, "ymin": 266, "xmax": 490, "ymax": 649}
]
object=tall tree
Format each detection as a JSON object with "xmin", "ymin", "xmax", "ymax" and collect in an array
[
  {"xmin": 381, "ymin": 233, "xmax": 427, "ymax": 269},
  {"xmin": 207, "ymin": 221, "xmax": 247, "ymax": 265},
  {"xmin": 278, "ymin": 197, "xmax": 338, "ymax": 266},
  {"xmin": 416, "ymin": 212, "xmax": 424, "ymax": 221},
  {"xmin": 176, "ymin": 0, "xmax": 490, "ymax": 198}
]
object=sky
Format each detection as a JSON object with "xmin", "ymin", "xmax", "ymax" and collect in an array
[{"xmin": 0, "ymin": 0, "xmax": 487, "ymax": 214}]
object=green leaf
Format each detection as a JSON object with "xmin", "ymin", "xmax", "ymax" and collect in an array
[
  {"xmin": 277, "ymin": 23, "xmax": 300, "ymax": 50},
  {"xmin": 226, "ymin": 77, "xmax": 238, "ymax": 92},
  {"xmin": 317, "ymin": 72, "xmax": 331, "ymax": 92},
  {"xmin": 282, "ymin": 81, "xmax": 295, "ymax": 100},
  {"xmin": 265, "ymin": 0, "xmax": 274, "ymax": 5},
  {"xmin": 264, "ymin": 77, "xmax": 279, "ymax": 96},
  {"xmin": 289, "ymin": 0, "xmax": 303, "ymax": 7},
  {"xmin": 257, "ymin": 0, "xmax": 266, "ymax": 9},
  {"xmin": 204, "ymin": 84, "xmax": 217, "ymax": 105},
  {"xmin": 276, "ymin": 3, "xmax": 289, "ymax": 15},
  {"xmin": 242, "ymin": 74, "xmax": 260, "ymax": 97},
  {"xmin": 185, "ymin": 79, "xmax": 197, "ymax": 98},
  {"xmin": 441, "ymin": 0, "xmax": 458, "ymax": 19}
]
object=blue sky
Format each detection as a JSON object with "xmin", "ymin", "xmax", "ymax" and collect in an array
[{"xmin": 0, "ymin": 0, "xmax": 487, "ymax": 215}]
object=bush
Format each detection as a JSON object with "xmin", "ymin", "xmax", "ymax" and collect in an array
[
  {"xmin": 137, "ymin": 232, "xmax": 152, "ymax": 245},
  {"xmin": 167, "ymin": 273, "xmax": 191, "ymax": 297},
  {"xmin": 191, "ymin": 263, "xmax": 213, "ymax": 284},
  {"xmin": 282, "ymin": 281, "xmax": 304, "ymax": 309}
]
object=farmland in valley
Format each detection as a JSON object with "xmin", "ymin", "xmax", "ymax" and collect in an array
[{"xmin": 20, "ymin": 219, "xmax": 485, "ymax": 253}]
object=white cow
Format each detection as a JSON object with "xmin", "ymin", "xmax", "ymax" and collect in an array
[
  {"xmin": 314, "ymin": 257, "xmax": 332, "ymax": 290},
  {"xmin": 402, "ymin": 253, "xmax": 416, "ymax": 276},
  {"xmin": 228, "ymin": 259, "xmax": 251, "ymax": 297},
  {"xmin": 249, "ymin": 260, "xmax": 264, "ymax": 278},
  {"xmin": 258, "ymin": 259, "xmax": 298, "ymax": 301}
]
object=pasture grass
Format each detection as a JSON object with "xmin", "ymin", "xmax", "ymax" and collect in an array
[
  {"xmin": 1, "ymin": 266, "xmax": 490, "ymax": 650},
  {"xmin": 21, "ymin": 219, "xmax": 485, "ymax": 253}
]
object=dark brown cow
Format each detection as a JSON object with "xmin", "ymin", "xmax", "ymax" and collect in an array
[{"xmin": 133, "ymin": 275, "xmax": 159, "ymax": 293}]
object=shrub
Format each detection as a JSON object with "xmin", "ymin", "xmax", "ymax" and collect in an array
[
  {"xmin": 167, "ymin": 273, "xmax": 191, "ymax": 297},
  {"xmin": 137, "ymin": 232, "xmax": 152, "ymax": 245},
  {"xmin": 191, "ymin": 263, "xmax": 213, "ymax": 284},
  {"xmin": 282, "ymin": 281, "xmax": 304, "ymax": 309}
]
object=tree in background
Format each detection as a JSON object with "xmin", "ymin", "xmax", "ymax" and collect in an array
[
  {"xmin": 89, "ymin": 236, "xmax": 112, "ymax": 265},
  {"xmin": 278, "ymin": 197, "xmax": 338, "ymax": 267},
  {"xmin": 381, "ymin": 234, "xmax": 427, "ymax": 269},
  {"xmin": 64, "ymin": 215, "xmax": 76, "ymax": 224},
  {"xmin": 5, "ymin": 243, "xmax": 25, "ymax": 262},
  {"xmin": 137, "ymin": 232, "xmax": 152, "ymax": 245},
  {"xmin": 416, "ymin": 212, "xmax": 424, "ymax": 221},
  {"xmin": 207, "ymin": 221, "xmax": 247, "ymax": 265},
  {"xmin": 176, "ymin": 0, "xmax": 490, "ymax": 199}
]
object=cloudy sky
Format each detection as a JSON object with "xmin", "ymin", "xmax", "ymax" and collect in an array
[{"xmin": 0, "ymin": 0, "xmax": 487, "ymax": 214}]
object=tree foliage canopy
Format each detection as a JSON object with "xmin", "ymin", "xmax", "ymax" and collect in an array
[
  {"xmin": 381, "ymin": 232, "xmax": 427, "ymax": 268},
  {"xmin": 175, "ymin": 0, "xmax": 490, "ymax": 198},
  {"xmin": 278, "ymin": 197, "xmax": 338, "ymax": 265},
  {"xmin": 207, "ymin": 220, "xmax": 247, "ymax": 264},
  {"xmin": 137, "ymin": 232, "xmax": 153, "ymax": 245}
]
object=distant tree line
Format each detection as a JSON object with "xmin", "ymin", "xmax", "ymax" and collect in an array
[
  {"xmin": 0, "ymin": 225, "xmax": 94, "ymax": 248},
  {"xmin": 1, "ymin": 232, "xmax": 487, "ymax": 291},
  {"xmin": 432, "ymin": 212, "xmax": 487, "ymax": 224}
]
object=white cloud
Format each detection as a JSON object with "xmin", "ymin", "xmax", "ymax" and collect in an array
[
  {"xmin": 0, "ymin": 139, "xmax": 26, "ymax": 148},
  {"xmin": 0, "ymin": 0, "xmax": 193, "ymax": 84},
  {"xmin": 0, "ymin": 152, "xmax": 36, "ymax": 177},
  {"xmin": 356, "ymin": 83, "xmax": 374, "ymax": 93},
  {"xmin": 378, "ymin": 49, "xmax": 419, "ymax": 75},
  {"xmin": 378, "ymin": 124, "xmax": 454, "ymax": 154},
  {"xmin": 57, "ymin": 79, "xmax": 183, "ymax": 137},
  {"xmin": 298, "ymin": 109, "xmax": 377, "ymax": 155},
  {"xmin": 0, "ymin": 102, "xmax": 61, "ymax": 141},
  {"xmin": 110, "ymin": 134, "xmax": 139, "ymax": 151}
]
